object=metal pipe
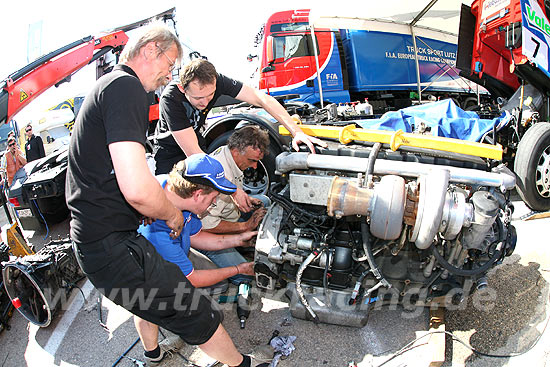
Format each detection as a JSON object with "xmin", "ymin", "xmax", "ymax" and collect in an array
[
  {"xmin": 408, "ymin": 0, "xmax": 438, "ymax": 102},
  {"xmin": 276, "ymin": 152, "xmax": 516, "ymax": 189},
  {"xmin": 310, "ymin": 25, "xmax": 324, "ymax": 108},
  {"xmin": 411, "ymin": 26, "xmax": 422, "ymax": 103},
  {"xmin": 410, "ymin": 0, "xmax": 439, "ymax": 27}
]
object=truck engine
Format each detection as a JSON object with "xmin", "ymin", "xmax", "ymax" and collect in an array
[{"xmin": 254, "ymin": 141, "xmax": 517, "ymax": 327}]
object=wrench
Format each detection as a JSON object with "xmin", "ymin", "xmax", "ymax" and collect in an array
[{"xmin": 123, "ymin": 356, "xmax": 145, "ymax": 367}]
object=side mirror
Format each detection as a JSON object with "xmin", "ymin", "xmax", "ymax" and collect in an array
[{"xmin": 261, "ymin": 64, "xmax": 275, "ymax": 73}]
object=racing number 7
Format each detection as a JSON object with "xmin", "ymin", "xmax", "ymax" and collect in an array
[{"xmin": 531, "ymin": 37, "xmax": 540, "ymax": 58}]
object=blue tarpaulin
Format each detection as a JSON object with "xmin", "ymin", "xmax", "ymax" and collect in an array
[{"xmin": 356, "ymin": 99, "xmax": 510, "ymax": 142}]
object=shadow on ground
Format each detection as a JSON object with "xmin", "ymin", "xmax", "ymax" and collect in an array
[{"xmin": 443, "ymin": 256, "xmax": 548, "ymax": 366}]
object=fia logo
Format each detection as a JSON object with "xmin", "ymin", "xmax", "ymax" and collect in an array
[{"xmin": 326, "ymin": 73, "xmax": 338, "ymax": 80}]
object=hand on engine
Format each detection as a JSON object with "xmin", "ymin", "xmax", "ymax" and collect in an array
[
  {"xmin": 236, "ymin": 262, "xmax": 255, "ymax": 276},
  {"xmin": 232, "ymin": 188, "xmax": 253, "ymax": 212},
  {"xmin": 246, "ymin": 207, "xmax": 267, "ymax": 230},
  {"xmin": 238, "ymin": 231, "xmax": 258, "ymax": 247},
  {"xmin": 291, "ymin": 131, "xmax": 328, "ymax": 154}
]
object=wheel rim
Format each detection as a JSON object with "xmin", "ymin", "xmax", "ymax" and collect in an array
[
  {"xmin": 535, "ymin": 144, "xmax": 550, "ymax": 198},
  {"xmin": 243, "ymin": 160, "xmax": 269, "ymax": 195}
]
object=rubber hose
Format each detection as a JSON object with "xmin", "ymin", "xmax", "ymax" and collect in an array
[
  {"xmin": 296, "ymin": 252, "xmax": 320, "ymax": 322},
  {"xmin": 361, "ymin": 221, "xmax": 391, "ymax": 287},
  {"xmin": 431, "ymin": 218, "xmax": 506, "ymax": 276},
  {"xmin": 366, "ymin": 142, "xmax": 381, "ymax": 187}
]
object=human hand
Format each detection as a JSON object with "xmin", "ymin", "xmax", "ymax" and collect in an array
[
  {"xmin": 291, "ymin": 131, "xmax": 328, "ymax": 154},
  {"xmin": 140, "ymin": 216, "xmax": 155, "ymax": 226},
  {"xmin": 236, "ymin": 262, "xmax": 255, "ymax": 276},
  {"xmin": 232, "ymin": 188, "xmax": 253, "ymax": 212},
  {"xmin": 166, "ymin": 210, "xmax": 184, "ymax": 239},
  {"xmin": 239, "ymin": 231, "xmax": 258, "ymax": 247},
  {"xmin": 246, "ymin": 207, "xmax": 267, "ymax": 230}
]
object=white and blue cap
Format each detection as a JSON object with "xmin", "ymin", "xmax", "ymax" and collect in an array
[{"xmin": 180, "ymin": 153, "xmax": 237, "ymax": 195}]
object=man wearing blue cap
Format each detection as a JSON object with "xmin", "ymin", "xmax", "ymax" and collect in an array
[{"xmin": 134, "ymin": 153, "xmax": 269, "ymax": 366}]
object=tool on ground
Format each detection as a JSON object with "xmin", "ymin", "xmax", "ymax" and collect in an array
[
  {"xmin": 123, "ymin": 356, "xmax": 145, "ymax": 367},
  {"xmin": 111, "ymin": 337, "xmax": 140, "ymax": 367},
  {"xmin": 236, "ymin": 283, "xmax": 251, "ymax": 329},
  {"xmin": 217, "ymin": 295, "xmax": 238, "ymax": 303}
]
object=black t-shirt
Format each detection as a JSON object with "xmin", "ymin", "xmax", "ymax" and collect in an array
[
  {"xmin": 154, "ymin": 74, "xmax": 242, "ymax": 157},
  {"xmin": 66, "ymin": 65, "xmax": 149, "ymax": 243},
  {"xmin": 25, "ymin": 134, "xmax": 45, "ymax": 162}
]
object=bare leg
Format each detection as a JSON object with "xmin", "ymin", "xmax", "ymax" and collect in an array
[
  {"xmin": 134, "ymin": 315, "xmax": 159, "ymax": 352},
  {"xmin": 199, "ymin": 324, "xmax": 243, "ymax": 366}
]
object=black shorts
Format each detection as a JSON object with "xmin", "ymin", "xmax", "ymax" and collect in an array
[
  {"xmin": 73, "ymin": 231, "xmax": 222, "ymax": 345},
  {"xmin": 154, "ymin": 148, "xmax": 186, "ymax": 175}
]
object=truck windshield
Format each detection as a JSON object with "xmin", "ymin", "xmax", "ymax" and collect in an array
[
  {"xmin": 270, "ymin": 22, "xmax": 309, "ymax": 32},
  {"xmin": 272, "ymin": 34, "xmax": 318, "ymax": 61}
]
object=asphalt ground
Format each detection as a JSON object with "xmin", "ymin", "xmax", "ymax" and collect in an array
[{"xmin": 0, "ymin": 192, "xmax": 549, "ymax": 367}]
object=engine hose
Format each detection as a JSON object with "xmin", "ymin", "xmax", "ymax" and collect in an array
[
  {"xmin": 365, "ymin": 142, "xmax": 381, "ymax": 188},
  {"xmin": 349, "ymin": 268, "xmax": 371, "ymax": 305},
  {"xmin": 431, "ymin": 217, "xmax": 506, "ymax": 277},
  {"xmin": 361, "ymin": 221, "xmax": 391, "ymax": 288},
  {"xmin": 323, "ymin": 248, "xmax": 333, "ymax": 307},
  {"xmin": 296, "ymin": 251, "xmax": 321, "ymax": 322},
  {"xmin": 431, "ymin": 242, "xmax": 502, "ymax": 277}
]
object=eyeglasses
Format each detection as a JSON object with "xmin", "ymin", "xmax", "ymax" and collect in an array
[
  {"xmin": 8, "ymin": 143, "xmax": 15, "ymax": 147},
  {"xmin": 25, "ymin": 129, "xmax": 32, "ymax": 132},
  {"xmin": 156, "ymin": 44, "xmax": 176, "ymax": 72}
]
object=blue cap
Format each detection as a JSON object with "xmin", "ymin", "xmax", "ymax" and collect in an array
[{"xmin": 180, "ymin": 153, "xmax": 237, "ymax": 195}]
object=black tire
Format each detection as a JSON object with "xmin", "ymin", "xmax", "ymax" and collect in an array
[
  {"xmin": 207, "ymin": 130, "xmax": 280, "ymax": 195},
  {"xmin": 514, "ymin": 122, "xmax": 550, "ymax": 211},
  {"xmin": 462, "ymin": 97, "xmax": 478, "ymax": 110}
]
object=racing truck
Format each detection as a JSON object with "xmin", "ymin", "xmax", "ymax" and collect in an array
[{"xmin": 455, "ymin": 0, "xmax": 550, "ymax": 212}]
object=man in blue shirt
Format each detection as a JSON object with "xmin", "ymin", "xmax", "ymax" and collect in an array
[
  {"xmin": 135, "ymin": 153, "xmax": 268, "ymax": 366},
  {"xmin": 138, "ymin": 155, "xmax": 256, "ymax": 288}
]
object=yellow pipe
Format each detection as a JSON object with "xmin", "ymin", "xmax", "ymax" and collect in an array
[{"xmin": 280, "ymin": 124, "xmax": 502, "ymax": 160}]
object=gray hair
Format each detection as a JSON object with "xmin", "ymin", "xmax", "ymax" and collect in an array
[
  {"xmin": 120, "ymin": 22, "xmax": 182, "ymax": 63},
  {"xmin": 227, "ymin": 126, "xmax": 269, "ymax": 154}
]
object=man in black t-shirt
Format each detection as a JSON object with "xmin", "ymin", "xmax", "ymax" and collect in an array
[
  {"xmin": 24, "ymin": 124, "xmax": 45, "ymax": 162},
  {"xmin": 154, "ymin": 58, "xmax": 326, "ymax": 212},
  {"xmin": 66, "ymin": 24, "xmax": 258, "ymax": 367},
  {"xmin": 154, "ymin": 69, "xmax": 243, "ymax": 175}
]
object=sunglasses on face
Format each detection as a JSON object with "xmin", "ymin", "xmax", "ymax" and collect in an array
[
  {"xmin": 26, "ymin": 129, "xmax": 32, "ymax": 132},
  {"xmin": 8, "ymin": 143, "xmax": 15, "ymax": 147}
]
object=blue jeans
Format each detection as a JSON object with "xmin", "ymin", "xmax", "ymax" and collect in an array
[
  {"xmin": 198, "ymin": 194, "xmax": 269, "ymax": 285},
  {"xmin": 197, "ymin": 247, "xmax": 253, "ymax": 285}
]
